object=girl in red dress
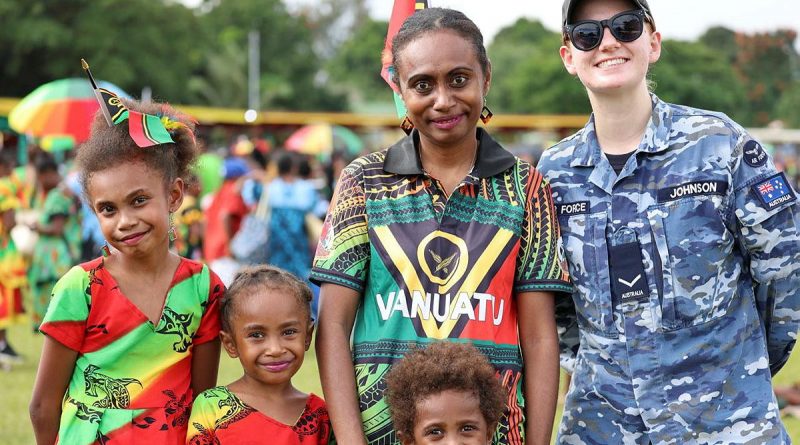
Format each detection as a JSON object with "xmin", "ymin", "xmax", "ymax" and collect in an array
[{"xmin": 187, "ymin": 265, "xmax": 333, "ymax": 444}]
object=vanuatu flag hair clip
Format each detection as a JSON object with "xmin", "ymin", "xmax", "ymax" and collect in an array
[{"xmin": 81, "ymin": 58, "xmax": 175, "ymax": 148}]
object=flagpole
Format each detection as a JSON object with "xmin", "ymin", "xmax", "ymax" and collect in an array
[{"xmin": 81, "ymin": 58, "xmax": 114, "ymax": 127}]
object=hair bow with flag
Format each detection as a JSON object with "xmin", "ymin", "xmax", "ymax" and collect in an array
[
  {"xmin": 81, "ymin": 59, "xmax": 175, "ymax": 148},
  {"xmin": 381, "ymin": 0, "xmax": 428, "ymax": 118}
]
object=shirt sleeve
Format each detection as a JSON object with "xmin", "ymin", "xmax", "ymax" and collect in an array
[
  {"xmin": 309, "ymin": 161, "xmax": 370, "ymax": 292},
  {"xmin": 193, "ymin": 268, "xmax": 224, "ymax": 345},
  {"xmin": 186, "ymin": 390, "xmax": 219, "ymax": 444},
  {"xmin": 514, "ymin": 165, "xmax": 573, "ymax": 294},
  {"xmin": 730, "ymin": 131, "xmax": 800, "ymax": 375},
  {"xmin": 38, "ymin": 265, "xmax": 91, "ymax": 351}
]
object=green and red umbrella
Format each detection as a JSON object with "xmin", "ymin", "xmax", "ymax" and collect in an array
[
  {"xmin": 285, "ymin": 124, "xmax": 364, "ymax": 156},
  {"xmin": 8, "ymin": 78, "xmax": 130, "ymax": 144}
]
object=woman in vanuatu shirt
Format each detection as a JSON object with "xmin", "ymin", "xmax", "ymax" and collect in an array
[{"xmin": 310, "ymin": 7, "xmax": 571, "ymax": 445}]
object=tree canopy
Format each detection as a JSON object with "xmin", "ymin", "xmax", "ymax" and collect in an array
[{"xmin": 0, "ymin": 0, "xmax": 797, "ymax": 126}]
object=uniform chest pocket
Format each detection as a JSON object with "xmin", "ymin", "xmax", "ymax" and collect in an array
[
  {"xmin": 647, "ymin": 197, "xmax": 736, "ymax": 331},
  {"xmin": 559, "ymin": 211, "xmax": 614, "ymax": 335}
]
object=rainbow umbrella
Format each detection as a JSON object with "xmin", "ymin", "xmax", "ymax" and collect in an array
[
  {"xmin": 9, "ymin": 78, "xmax": 130, "ymax": 143},
  {"xmin": 285, "ymin": 124, "xmax": 364, "ymax": 156}
]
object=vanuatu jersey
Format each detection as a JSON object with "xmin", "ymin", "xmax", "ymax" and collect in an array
[
  {"xmin": 311, "ymin": 129, "xmax": 571, "ymax": 445},
  {"xmin": 186, "ymin": 387, "xmax": 332, "ymax": 444},
  {"xmin": 39, "ymin": 257, "xmax": 223, "ymax": 445}
]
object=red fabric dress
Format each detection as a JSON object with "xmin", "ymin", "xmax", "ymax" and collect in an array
[
  {"xmin": 39, "ymin": 257, "xmax": 223, "ymax": 444},
  {"xmin": 186, "ymin": 388, "xmax": 333, "ymax": 444}
]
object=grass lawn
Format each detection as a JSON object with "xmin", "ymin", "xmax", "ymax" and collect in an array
[{"xmin": 2, "ymin": 322, "xmax": 799, "ymax": 444}]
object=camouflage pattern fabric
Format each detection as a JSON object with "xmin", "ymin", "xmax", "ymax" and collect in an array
[{"xmin": 539, "ymin": 94, "xmax": 800, "ymax": 444}]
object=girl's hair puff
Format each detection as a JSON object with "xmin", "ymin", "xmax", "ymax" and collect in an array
[
  {"xmin": 77, "ymin": 98, "xmax": 198, "ymax": 196},
  {"xmin": 220, "ymin": 265, "xmax": 313, "ymax": 333},
  {"xmin": 384, "ymin": 341, "xmax": 505, "ymax": 438},
  {"xmin": 390, "ymin": 8, "xmax": 489, "ymax": 87}
]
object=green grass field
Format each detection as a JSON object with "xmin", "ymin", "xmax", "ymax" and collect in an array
[{"xmin": 2, "ymin": 322, "xmax": 798, "ymax": 444}]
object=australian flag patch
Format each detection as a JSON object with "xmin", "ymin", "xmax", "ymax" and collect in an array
[{"xmin": 752, "ymin": 172, "xmax": 796, "ymax": 210}]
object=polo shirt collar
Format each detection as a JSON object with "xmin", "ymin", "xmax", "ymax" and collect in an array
[
  {"xmin": 383, "ymin": 128, "xmax": 516, "ymax": 178},
  {"xmin": 570, "ymin": 93, "xmax": 673, "ymax": 168}
]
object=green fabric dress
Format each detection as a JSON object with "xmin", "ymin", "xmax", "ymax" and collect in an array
[
  {"xmin": 29, "ymin": 187, "xmax": 80, "ymax": 327},
  {"xmin": 40, "ymin": 257, "xmax": 223, "ymax": 444}
]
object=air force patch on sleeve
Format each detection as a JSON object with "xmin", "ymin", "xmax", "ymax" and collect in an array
[
  {"xmin": 752, "ymin": 172, "xmax": 796, "ymax": 210},
  {"xmin": 743, "ymin": 140, "xmax": 768, "ymax": 167}
]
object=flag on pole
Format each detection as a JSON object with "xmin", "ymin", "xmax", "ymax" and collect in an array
[
  {"xmin": 127, "ymin": 110, "xmax": 174, "ymax": 148},
  {"xmin": 381, "ymin": 0, "xmax": 428, "ymax": 118},
  {"xmin": 81, "ymin": 58, "xmax": 175, "ymax": 148},
  {"xmin": 98, "ymin": 88, "xmax": 128, "ymax": 124},
  {"xmin": 82, "ymin": 59, "xmax": 115, "ymax": 127}
]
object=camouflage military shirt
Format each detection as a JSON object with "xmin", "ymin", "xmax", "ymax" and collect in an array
[{"xmin": 539, "ymin": 95, "xmax": 800, "ymax": 444}]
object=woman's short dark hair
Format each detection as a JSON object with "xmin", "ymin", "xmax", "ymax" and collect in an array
[{"xmin": 391, "ymin": 8, "xmax": 489, "ymax": 86}]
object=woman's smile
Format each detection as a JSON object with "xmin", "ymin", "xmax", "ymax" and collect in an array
[{"xmin": 430, "ymin": 114, "xmax": 464, "ymax": 130}]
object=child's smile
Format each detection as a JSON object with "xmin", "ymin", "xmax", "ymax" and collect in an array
[
  {"xmin": 87, "ymin": 161, "xmax": 182, "ymax": 257},
  {"xmin": 223, "ymin": 288, "xmax": 313, "ymax": 388}
]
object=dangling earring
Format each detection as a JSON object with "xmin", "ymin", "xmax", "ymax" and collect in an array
[
  {"xmin": 168, "ymin": 212, "xmax": 177, "ymax": 242},
  {"xmin": 480, "ymin": 99, "xmax": 493, "ymax": 124},
  {"xmin": 400, "ymin": 116, "xmax": 414, "ymax": 135},
  {"xmin": 101, "ymin": 244, "xmax": 111, "ymax": 258}
]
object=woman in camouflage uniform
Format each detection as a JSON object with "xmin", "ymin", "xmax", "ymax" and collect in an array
[{"xmin": 538, "ymin": 0, "xmax": 800, "ymax": 443}]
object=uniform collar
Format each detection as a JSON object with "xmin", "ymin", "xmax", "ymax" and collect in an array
[
  {"xmin": 383, "ymin": 127, "xmax": 516, "ymax": 178},
  {"xmin": 570, "ymin": 93, "xmax": 673, "ymax": 168}
]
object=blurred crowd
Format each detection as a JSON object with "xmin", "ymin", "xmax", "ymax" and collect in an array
[{"xmin": 0, "ymin": 132, "xmax": 360, "ymax": 361}]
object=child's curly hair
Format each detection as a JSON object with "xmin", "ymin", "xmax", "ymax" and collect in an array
[
  {"xmin": 384, "ymin": 341, "xmax": 506, "ymax": 438},
  {"xmin": 77, "ymin": 98, "xmax": 198, "ymax": 196},
  {"xmin": 220, "ymin": 265, "xmax": 313, "ymax": 332}
]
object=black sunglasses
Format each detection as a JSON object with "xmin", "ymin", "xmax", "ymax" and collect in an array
[{"xmin": 564, "ymin": 9, "xmax": 648, "ymax": 51}]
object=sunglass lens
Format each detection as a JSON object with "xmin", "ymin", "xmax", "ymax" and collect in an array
[
  {"xmin": 611, "ymin": 13, "xmax": 643, "ymax": 42},
  {"xmin": 572, "ymin": 23, "xmax": 602, "ymax": 50}
]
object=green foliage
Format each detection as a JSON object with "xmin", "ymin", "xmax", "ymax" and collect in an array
[
  {"xmin": 0, "ymin": 0, "xmax": 346, "ymax": 110},
  {"xmin": 650, "ymin": 40, "xmax": 747, "ymax": 121},
  {"xmin": 196, "ymin": 0, "xmax": 346, "ymax": 111},
  {"xmin": 732, "ymin": 30, "xmax": 798, "ymax": 125},
  {"xmin": 327, "ymin": 19, "xmax": 390, "ymax": 105},
  {"xmin": 701, "ymin": 27, "xmax": 800, "ymax": 125},
  {"xmin": 775, "ymin": 82, "xmax": 800, "ymax": 127},
  {"xmin": 187, "ymin": 41, "xmax": 249, "ymax": 107},
  {"xmin": 0, "ymin": 1, "xmax": 797, "ymax": 121},
  {"xmin": 699, "ymin": 27, "xmax": 738, "ymax": 65},
  {"xmin": 0, "ymin": 0, "xmax": 202, "ymax": 102},
  {"xmin": 488, "ymin": 18, "xmax": 589, "ymax": 114}
]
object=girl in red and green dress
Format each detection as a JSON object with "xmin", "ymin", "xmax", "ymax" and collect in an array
[
  {"xmin": 186, "ymin": 266, "xmax": 333, "ymax": 444},
  {"xmin": 30, "ymin": 97, "xmax": 223, "ymax": 445}
]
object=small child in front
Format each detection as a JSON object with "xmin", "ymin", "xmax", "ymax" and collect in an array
[
  {"xmin": 186, "ymin": 265, "xmax": 333, "ymax": 444},
  {"xmin": 384, "ymin": 342, "xmax": 506, "ymax": 445}
]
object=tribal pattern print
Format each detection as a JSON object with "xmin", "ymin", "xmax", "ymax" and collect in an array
[
  {"xmin": 84, "ymin": 364, "xmax": 142, "ymax": 409},
  {"xmin": 155, "ymin": 307, "xmax": 194, "ymax": 352},
  {"xmin": 312, "ymin": 129, "xmax": 570, "ymax": 445}
]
